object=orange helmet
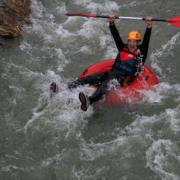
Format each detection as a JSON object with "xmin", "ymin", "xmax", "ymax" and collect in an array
[{"xmin": 128, "ymin": 31, "xmax": 142, "ymax": 41}]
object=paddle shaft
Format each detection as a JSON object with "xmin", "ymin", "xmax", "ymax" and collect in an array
[
  {"xmin": 95, "ymin": 15, "xmax": 166, "ymax": 21},
  {"xmin": 66, "ymin": 13, "xmax": 180, "ymax": 27},
  {"xmin": 66, "ymin": 14, "xmax": 166, "ymax": 22}
]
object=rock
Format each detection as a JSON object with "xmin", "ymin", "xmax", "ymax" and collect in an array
[{"xmin": 0, "ymin": 0, "xmax": 31, "ymax": 38}]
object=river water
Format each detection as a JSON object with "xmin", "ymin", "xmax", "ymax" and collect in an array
[{"xmin": 0, "ymin": 0, "xmax": 180, "ymax": 180}]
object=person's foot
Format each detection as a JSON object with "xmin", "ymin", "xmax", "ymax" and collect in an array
[
  {"xmin": 79, "ymin": 92, "xmax": 89, "ymax": 111},
  {"xmin": 50, "ymin": 82, "xmax": 59, "ymax": 93}
]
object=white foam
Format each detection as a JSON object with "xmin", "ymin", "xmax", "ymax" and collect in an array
[
  {"xmin": 142, "ymin": 80, "xmax": 180, "ymax": 105},
  {"xmin": 76, "ymin": 18, "xmax": 116, "ymax": 55},
  {"xmin": 31, "ymin": 0, "xmax": 45, "ymax": 18},
  {"xmin": 150, "ymin": 32, "xmax": 180, "ymax": 75},
  {"xmin": 120, "ymin": 0, "xmax": 154, "ymax": 9},
  {"xmin": 104, "ymin": 46, "xmax": 117, "ymax": 59},
  {"xmin": 31, "ymin": 1, "xmax": 73, "ymax": 40},
  {"xmin": 48, "ymin": 88, "xmax": 93, "ymax": 136},
  {"xmin": 86, "ymin": 1, "xmax": 120, "ymax": 13},
  {"xmin": 165, "ymin": 107, "xmax": 180, "ymax": 133},
  {"xmin": 78, "ymin": 19, "xmax": 101, "ymax": 39},
  {"xmin": 56, "ymin": 25, "xmax": 75, "ymax": 38},
  {"xmin": 25, "ymin": 0, "xmax": 75, "ymax": 74},
  {"xmin": 142, "ymin": 88, "xmax": 162, "ymax": 103},
  {"xmin": 73, "ymin": 0, "xmax": 93, "ymax": 6},
  {"xmin": 99, "ymin": 34, "xmax": 112, "ymax": 49},
  {"xmin": 142, "ymin": 82, "xmax": 171, "ymax": 103},
  {"xmin": 41, "ymin": 151, "xmax": 65, "ymax": 167},
  {"xmin": 23, "ymin": 70, "xmax": 62, "ymax": 133},
  {"xmin": 121, "ymin": 102, "xmax": 180, "ymax": 136},
  {"xmin": 55, "ymin": 2, "xmax": 67, "ymax": 15},
  {"xmin": 22, "ymin": 0, "xmax": 97, "ymax": 135},
  {"xmin": 63, "ymin": 16, "xmax": 81, "ymax": 26},
  {"xmin": 54, "ymin": 48, "xmax": 69, "ymax": 72},
  {"xmin": 1, "ymin": 165, "xmax": 25, "ymax": 172},
  {"xmin": 78, "ymin": 45, "xmax": 92, "ymax": 55},
  {"xmin": 24, "ymin": 110, "xmax": 45, "ymax": 133},
  {"xmin": 4, "ymin": 62, "xmax": 44, "ymax": 81},
  {"xmin": 19, "ymin": 40, "xmax": 32, "ymax": 51},
  {"xmin": 24, "ymin": 73, "xmax": 94, "ymax": 137},
  {"xmin": 146, "ymin": 139, "xmax": 180, "ymax": 180},
  {"xmin": 80, "ymin": 136, "xmax": 126, "ymax": 161}
]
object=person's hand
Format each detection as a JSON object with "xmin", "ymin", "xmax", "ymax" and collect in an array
[
  {"xmin": 145, "ymin": 16, "xmax": 153, "ymax": 28},
  {"xmin": 109, "ymin": 15, "xmax": 116, "ymax": 24}
]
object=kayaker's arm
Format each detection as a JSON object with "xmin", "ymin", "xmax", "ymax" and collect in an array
[
  {"xmin": 109, "ymin": 21, "xmax": 125, "ymax": 51},
  {"xmin": 140, "ymin": 17, "xmax": 153, "ymax": 63},
  {"xmin": 141, "ymin": 27, "xmax": 152, "ymax": 62}
]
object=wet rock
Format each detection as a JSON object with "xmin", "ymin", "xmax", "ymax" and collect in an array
[{"xmin": 0, "ymin": 0, "xmax": 31, "ymax": 38}]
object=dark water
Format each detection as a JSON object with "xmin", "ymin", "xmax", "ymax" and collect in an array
[{"xmin": 0, "ymin": 0, "xmax": 180, "ymax": 179}]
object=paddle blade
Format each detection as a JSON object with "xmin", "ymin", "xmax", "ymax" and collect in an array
[
  {"xmin": 166, "ymin": 16, "xmax": 180, "ymax": 27},
  {"xmin": 66, "ymin": 13, "xmax": 97, "ymax": 18}
]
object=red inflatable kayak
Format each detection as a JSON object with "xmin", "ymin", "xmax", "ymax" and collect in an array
[{"xmin": 78, "ymin": 59, "xmax": 159, "ymax": 105}]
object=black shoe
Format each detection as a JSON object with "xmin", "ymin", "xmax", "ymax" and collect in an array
[
  {"xmin": 50, "ymin": 82, "xmax": 59, "ymax": 93},
  {"xmin": 79, "ymin": 92, "xmax": 89, "ymax": 111}
]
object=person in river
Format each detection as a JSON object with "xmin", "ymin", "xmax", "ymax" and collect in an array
[{"xmin": 50, "ymin": 16, "xmax": 153, "ymax": 111}]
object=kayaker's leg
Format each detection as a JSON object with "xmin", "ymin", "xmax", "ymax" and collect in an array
[
  {"xmin": 88, "ymin": 79, "xmax": 109, "ymax": 104},
  {"xmin": 78, "ymin": 71, "xmax": 124, "ymax": 111},
  {"xmin": 78, "ymin": 80, "xmax": 109, "ymax": 111},
  {"xmin": 68, "ymin": 72, "xmax": 107, "ymax": 89},
  {"xmin": 50, "ymin": 82, "xmax": 59, "ymax": 93},
  {"xmin": 78, "ymin": 71, "xmax": 117, "ymax": 107},
  {"xmin": 79, "ymin": 92, "xmax": 90, "ymax": 111},
  {"xmin": 50, "ymin": 72, "xmax": 107, "ymax": 93}
]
